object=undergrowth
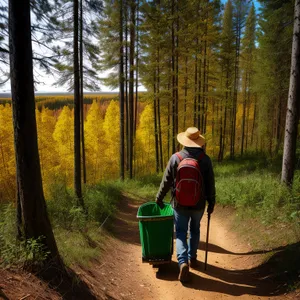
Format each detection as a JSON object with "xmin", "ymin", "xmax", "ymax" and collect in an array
[
  {"xmin": 0, "ymin": 181, "xmax": 122, "ymax": 267},
  {"xmin": 0, "ymin": 205, "xmax": 49, "ymax": 266},
  {"xmin": 215, "ymin": 156, "xmax": 300, "ymax": 233},
  {"xmin": 46, "ymin": 181, "xmax": 121, "ymax": 266},
  {"xmin": 1, "ymin": 155, "xmax": 299, "ymax": 269}
]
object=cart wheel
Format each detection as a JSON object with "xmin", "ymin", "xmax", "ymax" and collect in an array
[{"xmin": 152, "ymin": 264, "xmax": 160, "ymax": 272}]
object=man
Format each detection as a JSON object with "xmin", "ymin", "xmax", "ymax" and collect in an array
[{"xmin": 155, "ymin": 127, "xmax": 216, "ymax": 283}]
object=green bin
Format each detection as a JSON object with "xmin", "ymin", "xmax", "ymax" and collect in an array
[{"xmin": 137, "ymin": 202, "xmax": 174, "ymax": 263}]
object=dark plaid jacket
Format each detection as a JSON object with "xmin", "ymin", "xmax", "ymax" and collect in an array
[{"xmin": 156, "ymin": 147, "xmax": 216, "ymax": 211}]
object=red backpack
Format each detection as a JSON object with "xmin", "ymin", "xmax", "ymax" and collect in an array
[{"xmin": 175, "ymin": 152, "xmax": 205, "ymax": 206}]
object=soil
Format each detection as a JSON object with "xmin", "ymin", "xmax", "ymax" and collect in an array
[{"xmin": 1, "ymin": 195, "xmax": 299, "ymax": 300}]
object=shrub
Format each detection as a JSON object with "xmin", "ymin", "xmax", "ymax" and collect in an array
[{"xmin": 0, "ymin": 205, "xmax": 50, "ymax": 266}]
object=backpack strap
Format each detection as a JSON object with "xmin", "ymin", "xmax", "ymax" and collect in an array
[
  {"xmin": 175, "ymin": 152, "xmax": 183, "ymax": 161},
  {"xmin": 198, "ymin": 152, "xmax": 205, "ymax": 161}
]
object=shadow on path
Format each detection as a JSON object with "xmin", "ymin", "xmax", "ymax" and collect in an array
[
  {"xmin": 112, "ymin": 195, "xmax": 300, "ymax": 297},
  {"xmin": 38, "ymin": 264, "xmax": 97, "ymax": 300},
  {"xmin": 198, "ymin": 241, "xmax": 290, "ymax": 256},
  {"xmin": 156, "ymin": 243, "xmax": 300, "ymax": 297}
]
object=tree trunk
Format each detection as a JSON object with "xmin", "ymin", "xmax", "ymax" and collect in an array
[
  {"xmin": 197, "ymin": 55, "xmax": 202, "ymax": 130},
  {"xmin": 9, "ymin": 0, "xmax": 61, "ymax": 263},
  {"xmin": 194, "ymin": 50, "xmax": 198, "ymax": 127},
  {"xmin": 134, "ymin": 0, "xmax": 139, "ymax": 136},
  {"xmin": 245, "ymin": 74, "xmax": 251, "ymax": 151},
  {"xmin": 218, "ymin": 69, "xmax": 224, "ymax": 161},
  {"xmin": 204, "ymin": 59, "xmax": 209, "ymax": 134},
  {"xmin": 231, "ymin": 11, "xmax": 241, "ymax": 159},
  {"xmin": 73, "ymin": 0, "xmax": 83, "ymax": 206},
  {"xmin": 167, "ymin": 90, "xmax": 170, "ymax": 159},
  {"xmin": 153, "ymin": 76, "xmax": 159, "ymax": 173},
  {"xmin": 203, "ymin": 0, "xmax": 209, "ymax": 134},
  {"xmin": 212, "ymin": 93, "xmax": 216, "ymax": 156},
  {"xmin": 241, "ymin": 72, "xmax": 248, "ymax": 155},
  {"xmin": 218, "ymin": 111, "xmax": 223, "ymax": 162},
  {"xmin": 184, "ymin": 55, "xmax": 188, "ymax": 129},
  {"xmin": 202, "ymin": 46, "xmax": 207, "ymax": 133},
  {"xmin": 157, "ymin": 48, "xmax": 163, "ymax": 171},
  {"xmin": 171, "ymin": 0, "xmax": 176, "ymax": 153},
  {"xmin": 167, "ymin": 66, "xmax": 171, "ymax": 159},
  {"xmin": 119, "ymin": 0, "xmax": 125, "ymax": 180},
  {"xmin": 133, "ymin": 0, "xmax": 139, "ymax": 176},
  {"xmin": 16, "ymin": 179, "xmax": 22, "ymax": 239},
  {"xmin": 281, "ymin": 0, "xmax": 300, "ymax": 186},
  {"xmin": 175, "ymin": 0, "xmax": 179, "ymax": 145},
  {"xmin": 79, "ymin": 0, "xmax": 86, "ymax": 184},
  {"xmin": 222, "ymin": 70, "xmax": 230, "ymax": 160},
  {"xmin": 129, "ymin": 0, "xmax": 135, "ymax": 178},
  {"xmin": 251, "ymin": 93, "xmax": 257, "ymax": 146},
  {"xmin": 125, "ymin": 2, "xmax": 129, "ymax": 172}
]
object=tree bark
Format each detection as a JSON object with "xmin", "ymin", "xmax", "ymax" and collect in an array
[
  {"xmin": 125, "ymin": 2, "xmax": 129, "ymax": 172},
  {"xmin": 133, "ymin": 0, "xmax": 139, "ymax": 176},
  {"xmin": 251, "ymin": 93, "xmax": 257, "ymax": 146},
  {"xmin": 245, "ymin": 74, "xmax": 251, "ymax": 151},
  {"xmin": 167, "ymin": 92, "xmax": 170, "ymax": 159},
  {"xmin": 153, "ymin": 75, "xmax": 159, "ymax": 173},
  {"xmin": 184, "ymin": 55, "xmax": 188, "ymax": 129},
  {"xmin": 129, "ymin": 0, "xmax": 135, "ymax": 178},
  {"xmin": 231, "ymin": 5, "xmax": 242, "ymax": 159},
  {"xmin": 281, "ymin": 0, "xmax": 300, "ymax": 186},
  {"xmin": 157, "ymin": 48, "xmax": 163, "ymax": 171},
  {"xmin": 241, "ymin": 72, "xmax": 248, "ymax": 155},
  {"xmin": 194, "ymin": 50, "xmax": 198, "ymax": 127},
  {"xmin": 171, "ymin": 0, "xmax": 176, "ymax": 153},
  {"xmin": 175, "ymin": 0, "xmax": 179, "ymax": 148},
  {"xmin": 9, "ymin": 0, "xmax": 61, "ymax": 263},
  {"xmin": 73, "ymin": 0, "xmax": 83, "ymax": 206},
  {"xmin": 197, "ymin": 55, "xmax": 202, "ymax": 130},
  {"xmin": 134, "ymin": 0, "xmax": 139, "ymax": 137},
  {"xmin": 119, "ymin": 0, "xmax": 125, "ymax": 180},
  {"xmin": 79, "ymin": 0, "xmax": 86, "ymax": 184},
  {"xmin": 202, "ymin": 42, "xmax": 207, "ymax": 133}
]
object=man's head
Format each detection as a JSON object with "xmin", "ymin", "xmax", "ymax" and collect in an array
[{"xmin": 177, "ymin": 127, "xmax": 205, "ymax": 148}]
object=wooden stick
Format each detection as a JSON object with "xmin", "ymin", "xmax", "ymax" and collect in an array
[{"xmin": 204, "ymin": 213, "xmax": 211, "ymax": 271}]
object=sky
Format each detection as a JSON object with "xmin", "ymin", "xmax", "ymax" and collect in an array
[{"xmin": 1, "ymin": 0, "xmax": 261, "ymax": 94}]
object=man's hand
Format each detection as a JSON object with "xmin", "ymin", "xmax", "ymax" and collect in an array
[
  {"xmin": 207, "ymin": 203, "xmax": 214, "ymax": 215},
  {"xmin": 155, "ymin": 199, "xmax": 164, "ymax": 209}
]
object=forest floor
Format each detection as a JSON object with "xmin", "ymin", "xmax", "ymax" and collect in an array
[{"xmin": 0, "ymin": 194, "xmax": 299, "ymax": 300}]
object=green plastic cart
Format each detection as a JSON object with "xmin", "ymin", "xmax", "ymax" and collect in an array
[{"xmin": 137, "ymin": 202, "xmax": 174, "ymax": 265}]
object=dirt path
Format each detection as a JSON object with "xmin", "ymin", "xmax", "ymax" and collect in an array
[
  {"xmin": 1, "ymin": 195, "xmax": 299, "ymax": 300},
  {"xmin": 85, "ymin": 195, "xmax": 298, "ymax": 300}
]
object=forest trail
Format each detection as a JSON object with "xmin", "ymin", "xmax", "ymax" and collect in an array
[{"xmin": 83, "ymin": 195, "xmax": 297, "ymax": 300}]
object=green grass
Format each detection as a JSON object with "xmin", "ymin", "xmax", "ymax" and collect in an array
[
  {"xmin": 0, "ymin": 181, "xmax": 122, "ymax": 267},
  {"xmin": 46, "ymin": 181, "xmax": 122, "ymax": 266},
  {"xmin": 54, "ymin": 228, "xmax": 102, "ymax": 267},
  {"xmin": 215, "ymin": 158, "xmax": 300, "ymax": 225},
  {"xmin": 1, "ymin": 155, "xmax": 299, "ymax": 269}
]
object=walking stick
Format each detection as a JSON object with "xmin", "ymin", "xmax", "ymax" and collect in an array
[{"xmin": 204, "ymin": 213, "xmax": 211, "ymax": 271}]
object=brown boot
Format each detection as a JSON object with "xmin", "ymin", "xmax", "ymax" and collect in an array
[{"xmin": 178, "ymin": 263, "xmax": 190, "ymax": 283}]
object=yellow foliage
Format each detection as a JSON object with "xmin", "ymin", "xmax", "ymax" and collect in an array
[
  {"xmin": 36, "ymin": 108, "xmax": 60, "ymax": 198},
  {"xmin": 0, "ymin": 104, "xmax": 15, "ymax": 201},
  {"xmin": 103, "ymin": 100, "xmax": 120, "ymax": 178},
  {"xmin": 135, "ymin": 104, "xmax": 156, "ymax": 175},
  {"xmin": 85, "ymin": 100, "xmax": 106, "ymax": 183},
  {"xmin": 53, "ymin": 106, "xmax": 74, "ymax": 184}
]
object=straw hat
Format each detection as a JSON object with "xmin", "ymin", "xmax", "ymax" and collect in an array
[{"xmin": 177, "ymin": 127, "xmax": 205, "ymax": 148}]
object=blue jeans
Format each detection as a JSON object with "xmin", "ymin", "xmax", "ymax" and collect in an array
[{"xmin": 173, "ymin": 208, "xmax": 205, "ymax": 266}]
